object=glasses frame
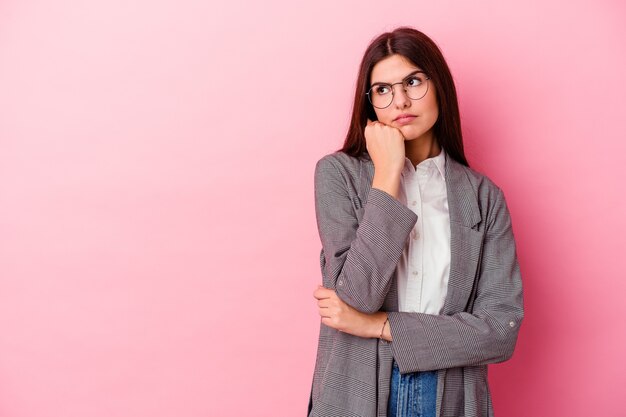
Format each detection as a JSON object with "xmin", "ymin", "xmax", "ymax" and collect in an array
[{"xmin": 366, "ymin": 70, "xmax": 431, "ymax": 109}]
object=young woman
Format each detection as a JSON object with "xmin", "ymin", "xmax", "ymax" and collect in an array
[{"xmin": 308, "ymin": 27, "xmax": 524, "ymax": 417}]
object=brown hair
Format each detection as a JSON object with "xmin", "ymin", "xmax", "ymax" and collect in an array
[{"xmin": 341, "ymin": 27, "xmax": 469, "ymax": 167}]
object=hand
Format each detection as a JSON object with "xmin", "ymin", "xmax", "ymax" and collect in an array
[
  {"xmin": 313, "ymin": 286, "xmax": 387, "ymax": 339},
  {"xmin": 365, "ymin": 119, "xmax": 406, "ymax": 176},
  {"xmin": 365, "ymin": 120, "xmax": 405, "ymax": 199}
]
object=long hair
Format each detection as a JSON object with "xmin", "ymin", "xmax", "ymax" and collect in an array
[{"xmin": 341, "ymin": 27, "xmax": 468, "ymax": 167}]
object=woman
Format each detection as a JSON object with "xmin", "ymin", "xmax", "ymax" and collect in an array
[{"xmin": 308, "ymin": 27, "xmax": 523, "ymax": 417}]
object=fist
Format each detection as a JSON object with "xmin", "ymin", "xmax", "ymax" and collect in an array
[{"xmin": 364, "ymin": 120, "xmax": 405, "ymax": 174}]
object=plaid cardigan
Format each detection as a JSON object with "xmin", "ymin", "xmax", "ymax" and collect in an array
[{"xmin": 308, "ymin": 151, "xmax": 523, "ymax": 417}]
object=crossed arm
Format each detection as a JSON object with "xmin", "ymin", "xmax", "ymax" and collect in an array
[{"xmin": 313, "ymin": 155, "xmax": 523, "ymax": 373}]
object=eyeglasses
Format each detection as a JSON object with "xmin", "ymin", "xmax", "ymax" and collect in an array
[{"xmin": 366, "ymin": 70, "xmax": 431, "ymax": 109}]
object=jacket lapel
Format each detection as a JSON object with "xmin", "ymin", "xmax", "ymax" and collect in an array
[{"xmin": 443, "ymin": 154, "xmax": 484, "ymax": 314}]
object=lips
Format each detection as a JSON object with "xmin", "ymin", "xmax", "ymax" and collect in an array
[{"xmin": 394, "ymin": 114, "xmax": 417, "ymax": 125}]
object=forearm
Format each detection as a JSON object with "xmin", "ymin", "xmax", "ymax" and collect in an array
[
  {"xmin": 320, "ymin": 188, "xmax": 417, "ymax": 313},
  {"xmin": 362, "ymin": 311, "xmax": 392, "ymax": 341},
  {"xmin": 387, "ymin": 306, "xmax": 522, "ymax": 373},
  {"xmin": 371, "ymin": 170, "xmax": 402, "ymax": 200}
]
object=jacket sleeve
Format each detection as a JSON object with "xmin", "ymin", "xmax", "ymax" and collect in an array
[
  {"xmin": 387, "ymin": 187, "xmax": 524, "ymax": 372},
  {"xmin": 314, "ymin": 155, "xmax": 417, "ymax": 314}
]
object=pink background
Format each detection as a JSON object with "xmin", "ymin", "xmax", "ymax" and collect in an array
[{"xmin": 1, "ymin": 0, "xmax": 625, "ymax": 416}]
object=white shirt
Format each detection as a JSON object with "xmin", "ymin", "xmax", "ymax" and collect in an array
[{"xmin": 396, "ymin": 149, "xmax": 451, "ymax": 314}]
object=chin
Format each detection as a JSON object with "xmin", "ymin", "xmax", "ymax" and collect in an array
[
  {"xmin": 399, "ymin": 127, "xmax": 422, "ymax": 140},
  {"xmin": 401, "ymin": 123, "xmax": 436, "ymax": 141}
]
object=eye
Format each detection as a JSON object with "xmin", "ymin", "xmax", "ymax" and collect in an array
[
  {"xmin": 405, "ymin": 75, "xmax": 424, "ymax": 87},
  {"xmin": 374, "ymin": 85, "xmax": 391, "ymax": 95}
]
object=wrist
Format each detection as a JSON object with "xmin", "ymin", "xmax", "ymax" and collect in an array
[
  {"xmin": 369, "ymin": 312, "xmax": 389, "ymax": 339},
  {"xmin": 372, "ymin": 171, "xmax": 401, "ymax": 199}
]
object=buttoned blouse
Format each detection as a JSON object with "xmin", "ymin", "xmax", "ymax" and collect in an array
[{"xmin": 396, "ymin": 149, "xmax": 450, "ymax": 314}]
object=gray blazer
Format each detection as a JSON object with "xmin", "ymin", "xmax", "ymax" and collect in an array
[{"xmin": 308, "ymin": 151, "xmax": 523, "ymax": 417}]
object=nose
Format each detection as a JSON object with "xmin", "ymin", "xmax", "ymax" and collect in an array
[{"xmin": 391, "ymin": 84, "xmax": 411, "ymax": 109}]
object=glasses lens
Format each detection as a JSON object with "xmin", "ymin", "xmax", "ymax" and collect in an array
[
  {"xmin": 368, "ymin": 84, "xmax": 393, "ymax": 109},
  {"xmin": 404, "ymin": 74, "xmax": 429, "ymax": 100}
]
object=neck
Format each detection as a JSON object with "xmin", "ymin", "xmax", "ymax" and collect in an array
[{"xmin": 404, "ymin": 132, "xmax": 441, "ymax": 166}]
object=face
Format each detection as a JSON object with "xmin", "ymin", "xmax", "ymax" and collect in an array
[{"xmin": 369, "ymin": 54, "xmax": 439, "ymax": 142}]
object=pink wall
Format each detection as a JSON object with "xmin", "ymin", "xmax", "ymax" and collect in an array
[{"xmin": 1, "ymin": 0, "xmax": 625, "ymax": 416}]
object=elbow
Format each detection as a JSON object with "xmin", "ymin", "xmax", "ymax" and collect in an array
[
  {"xmin": 335, "ymin": 283, "xmax": 384, "ymax": 314},
  {"xmin": 498, "ymin": 343, "xmax": 516, "ymax": 363},
  {"xmin": 494, "ymin": 321, "xmax": 523, "ymax": 364},
  {"xmin": 484, "ymin": 338, "xmax": 517, "ymax": 365},
  {"xmin": 478, "ymin": 311, "xmax": 523, "ymax": 365}
]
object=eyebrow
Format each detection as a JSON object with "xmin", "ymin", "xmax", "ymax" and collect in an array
[{"xmin": 370, "ymin": 70, "xmax": 424, "ymax": 87}]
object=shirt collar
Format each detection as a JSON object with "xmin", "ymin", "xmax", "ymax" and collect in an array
[
  {"xmin": 411, "ymin": 147, "xmax": 446, "ymax": 179},
  {"xmin": 431, "ymin": 147, "xmax": 446, "ymax": 179}
]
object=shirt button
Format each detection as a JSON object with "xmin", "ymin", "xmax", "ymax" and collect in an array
[
  {"xmin": 509, "ymin": 321, "xmax": 515, "ymax": 327},
  {"xmin": 412, "ymin": 271, "xmax": 418, "ymax": 276},
  {"xmin": 338, "ymin": 280, "xmax": 344, "ymax": 286},
  {"xmin": 413, "ymin": 231, "xmax": 420, "ymax": 239},
  {"xmin": 411, "ymin": 200, "xmax": 417, "ymax": 206}
]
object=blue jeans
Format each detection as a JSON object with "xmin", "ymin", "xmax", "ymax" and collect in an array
[{"xmin": 387, "ymin": 360, "xmax": 438, "ymax": 417}]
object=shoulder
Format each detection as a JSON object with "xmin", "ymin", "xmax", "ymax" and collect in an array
[
  {"xmin": 463, "ymin": 163, "xmax": 502, "ymax": 194},
  {"xmin": 314, "ymin": 151, "xmax": 369, "ymax": 181},
  {"xmin": 447, "ymin": 156, "xmax": 503, "ymax": 194},
  {"xmin": 447, "ymin": 157, "xmax": 509, "ymax": 222},
  {"xmin": 314, "ymin": 151, "xmax": 372, "ymax": 200}
]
